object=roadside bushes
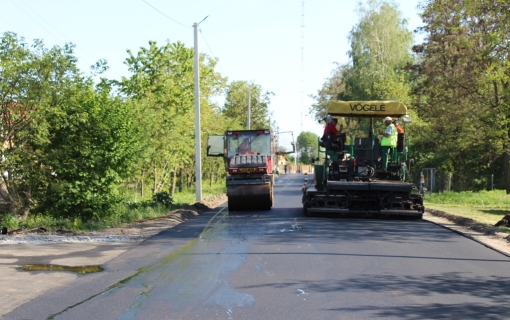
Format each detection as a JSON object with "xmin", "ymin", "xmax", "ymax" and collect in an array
[{"xmin": 128, "ymin": 191, "xmax": 173, "ymax": 210}]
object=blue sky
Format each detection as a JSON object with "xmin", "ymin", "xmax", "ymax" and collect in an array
[{"xmin": 0, "ymin": 0, "xmax": 424, "ymax": 137}]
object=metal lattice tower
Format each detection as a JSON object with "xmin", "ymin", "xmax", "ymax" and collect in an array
[
  {"xmin": 297, "ymin": 1, "xmax": 305, "ymax": 165},
  {"xmin": 301, "ymin": 1, "xmax": 305, "ymax": 134}
]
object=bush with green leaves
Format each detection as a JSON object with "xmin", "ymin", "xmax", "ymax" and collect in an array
[
  {"xmin": 0, "ymin": 214, "xmax": 20, "ymax": 231},
  {"xmin": 36, "ymin": 85, "xmax": 142, "ymax": 221},
  {"xmin": 152, "ymin": 192, "xmax": 173, "ymax": 208}
]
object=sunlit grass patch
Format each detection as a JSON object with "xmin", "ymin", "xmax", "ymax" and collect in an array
[
  {"xmin": 171, "ymin": 183, "xmax": 226, "ymax": 207},
  {"xmin": 425, "ymin": 190, "xmax": 510, "ymax": 208},
  {"xmin": 424, "ymin": 190, "xmax": 510, "ymax": 232}
]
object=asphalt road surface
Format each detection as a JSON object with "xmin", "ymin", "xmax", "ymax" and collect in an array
[{"xmin": 5, "ymin": 174, "xmax": 510, "ymax": 320}]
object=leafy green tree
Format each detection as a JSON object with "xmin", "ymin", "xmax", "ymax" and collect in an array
[
  {"xmin": 0, "ymin": 32, "xmax": 141, "ymax": 220},
  {"xmin": 296, "ymin": 131, "xmax": 319, "ymax": 164},
  {"xmin": 222, "ymin": 80, "xmax": 273, "ymax": 130},
  {"xmin": 39, "ymin": 85, "xmax": 142, "ymax": 220},
  {"xmin": 413, "ymin": 0, "xmax": 510, "ymax": 191},
  {"xmin": 119, "ymin": 40, "xmax": 227, "ymax": 196},
  {"xmin": 0, "ymin": 32, "xmax": 85, "ymax": 218},
  {"xmin": 345, "ymin": 0, "xmax": 413, "ymax": 101},
  {"xmin": 309, "ymin": 0, "xmax": 413, "ymax": 128}
]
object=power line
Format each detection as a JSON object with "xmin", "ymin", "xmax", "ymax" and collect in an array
[
  {"xmin": 7, "ymin": 0, "xmax": 125, "ymax": 78},
  {"xmin": 142, "ymin": 0, "xmax": 191, "ymax": 28},
  {"xmin": 199, "ymin": 28, "xmax": 226, "ymax": 75},
  {"xmin": 15, "ymin": 1, "xmax": 106, "ymax": 67},
  {"xmin": 0, "ymin": 12, "xmax": 21, "ymax": 33},
  {"xmin": 9, "ymin": 0, "xmax": 63, "ymax": 43}
]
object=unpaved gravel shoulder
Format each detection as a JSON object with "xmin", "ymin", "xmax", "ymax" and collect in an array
[
  {"xmin": 425, "ymin": 209, "xmax": 510, "ymax": 256},
  {"xmin": 0, "ymin": 194, "xmax": 228, "ymax": 245}
]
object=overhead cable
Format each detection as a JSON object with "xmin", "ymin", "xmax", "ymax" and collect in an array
[{"xmin": 142, "ymin": 0, "xmax": 191, "ymax": 28}]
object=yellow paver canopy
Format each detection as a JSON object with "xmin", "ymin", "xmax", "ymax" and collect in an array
[{"xmin": 328, "ymin": 101, "xmax": 407, "ymax": 117}]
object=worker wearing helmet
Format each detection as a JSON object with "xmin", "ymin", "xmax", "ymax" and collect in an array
[{"xmin": 379, "ymin": 116, "xmax": 398, "ymax": 171}]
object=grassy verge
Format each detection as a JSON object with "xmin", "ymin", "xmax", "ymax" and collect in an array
[
  {"xmin": 424, "ymin": 190, "xmax": 510, "ymax": 233},
  {"xmin": 171, "ymin": 183, "xmax": 226, "ymax": 207},
  {"xmin": 2, "ymin": 183, "xmax": 227, "ymax": 233}
]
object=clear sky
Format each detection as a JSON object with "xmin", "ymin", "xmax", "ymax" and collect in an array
[{"xmin": 0, "ymin": 0, "xmax": 424, "ymax": 138}]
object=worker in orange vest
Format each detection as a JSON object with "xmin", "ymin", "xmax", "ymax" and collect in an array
[{"xmin": 393, "ymin": 120, "xmax": 404, "ymax": 134}]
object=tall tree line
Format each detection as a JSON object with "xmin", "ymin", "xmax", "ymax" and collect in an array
[
  {"xmin": 413, "ymin": 0, "xmax": 510, "ymax": 192},
  {"xmin": 311, "ymin": 0, "xmax": 510, "ymax": 192},
  {"xmin": 0, "ymin": 32, "xmax": 273, "ymax": 221}
]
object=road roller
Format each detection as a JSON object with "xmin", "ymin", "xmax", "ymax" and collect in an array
[{"xmin": 207, "ymin": 129, "xmax": 294, "ymax": 211}]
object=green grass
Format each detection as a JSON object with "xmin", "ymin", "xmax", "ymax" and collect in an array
[
  {"xmin": 171, "ymin": 183, "xmax": 226, "ymax": 207},
  {"xmin": 1, "ymin": 183, "xmax": 227, "ymax": 233},
  {"xmin": 424, "ymin": 189, "xmax": 510, "ymax": 231},
  {"xmin": 424, "ymin": 190, "xmax": 510, "ymax": 208}
]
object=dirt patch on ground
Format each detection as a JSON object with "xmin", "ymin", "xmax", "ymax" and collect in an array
[{"xmin": 0, "ymin": 194, "xmax": 227, "ymax": 244}]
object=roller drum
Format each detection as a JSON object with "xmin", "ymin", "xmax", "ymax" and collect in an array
[{"xmin": 227, "ymin": 184, "xmax": 272, "ymax": 211}]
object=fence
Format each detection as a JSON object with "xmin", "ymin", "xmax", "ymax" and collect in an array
[{"xmin": 413, "ymin": 169, "xmax": 503, "ymax": 193}]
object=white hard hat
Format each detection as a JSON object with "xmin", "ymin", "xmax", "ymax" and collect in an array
[{"xmin": 383, "ymin": 116, "xmax": 392, "ymax": 122}]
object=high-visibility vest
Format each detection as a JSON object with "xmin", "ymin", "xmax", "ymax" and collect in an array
[{"xmin": 381, "ymin": 124, "xmax": 398, "ymax": 147}]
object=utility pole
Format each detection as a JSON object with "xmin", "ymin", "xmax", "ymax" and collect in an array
[{"xmin": 193, "ymin": 16, "xmax": 208, "ymax": 202}]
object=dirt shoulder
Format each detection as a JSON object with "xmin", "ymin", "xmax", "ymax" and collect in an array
[
  {"xmin": 83, "ymin": 194, "xmax": 228, "ymax": 238},
  {"xmin": 0, "ymin": 194, "xmax": 228, "ymax": 244}
]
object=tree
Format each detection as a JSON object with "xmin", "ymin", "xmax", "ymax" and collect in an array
[
  {"xmin": 346, "ymin": 0, "xmax": 413, "ymax": 101},
  {"xmin": 296, "ymin": 131, "xmax": 319, "ymax": 164},
  {"xmin": 0, "ymin": 32, "xmax": 87, "ymax": 218},
  {"xmin": 222, "ymin": 80, "xmax": 273, "ymax": 130},
  {"xmin": 413, "ymin": 0, "xmax": 510, "ymax": 191},
  {"xmin": 39, "ymin": 85, "xmax": 142, "ymax": 220},
  {"xmin": 0, "ymin": 32, "xmax": 142, "ymax": 220},
  {"xmin": 309, "ymin": 0, "xmax": 414, "ymax": 125},
  {"xmin": 119, "ymin": 40, "xmax": 227, "ymax": 196}
]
